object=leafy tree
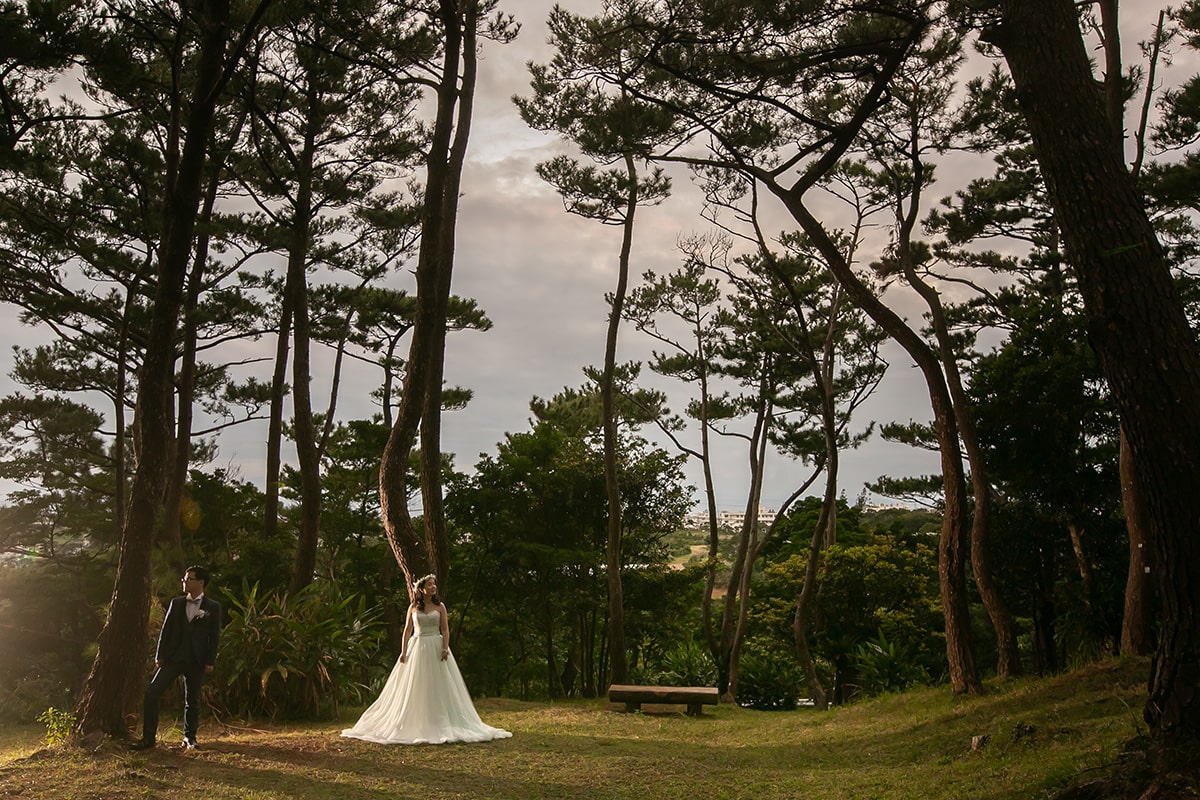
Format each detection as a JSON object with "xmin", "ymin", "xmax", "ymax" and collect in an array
[
  {"xmin": 975, "ymin": 0, "xmax": 1200, "ymax": 749},
  {"xmin": 0, "ymin": 0, "xmax": 90, "ymax": 164},
  {"xmin": 813, "ymin": 533, "xmax": 942, "ymax": 703},
  {"xmin": 548, "ymin": 0, "xmax": 983, "ymax": 695},
  {"xmin": 517, "ymin": 27, "xmax": 676, "ymax": 684},
  {"xmin": 231, "ymin": 0, "xmax": 428, "ymax": 593},
  {"xmin": 380, "ymin": 0, "xmax": 517, "ymax": 608},
  {"xmin": 72, "ymin": 0, "xmax": 275, "ymax": 738},
  {"xmin": 446, "ymin": 392, "xmax": 689, "ymax": 699},
  {"xmin": 0, "ymin": 393, "xmax": 112, "ymax": 538}
]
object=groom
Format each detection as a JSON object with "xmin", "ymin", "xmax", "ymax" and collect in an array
[{"xmin": 129, "ymin": 565, "xmax": 222, "ymax": 751}]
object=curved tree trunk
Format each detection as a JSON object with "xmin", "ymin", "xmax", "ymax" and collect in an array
[
  {"xmin": 726, "ymin": 418, "xmax": 769, "ymax": 702},
  {"xmin": 904, "ymin": 267, "xmax": 1022, "ymax": 678},
  {"xmin": 381, "ymin": 0, "xmax": 477, "ymax": 592},
  {"xmin": 780, "ymin": 199, "xmax": 981, "ymax": 696},
  {"xmin": 987, "ymin": 0, "xmax": 1200, "ymax": 746},
  {"xmin": 792, "ymin": 450, "xmax": 834, "ymax": 711},
  {"xmin": 715, "ymin": 385, "xmax": 769, "ymax": 700}
]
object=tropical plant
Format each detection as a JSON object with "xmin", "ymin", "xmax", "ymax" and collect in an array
[
  {"xmin": 854, "ymin": 630, "xmax": 931, "ymax": 697},
  {"xmin": 211, "ymin": 580, "xmax": 384, "ymax": 719},
  {"xmin": 736, "ymin": 642, "xmax": 804, "ymax": 711}
]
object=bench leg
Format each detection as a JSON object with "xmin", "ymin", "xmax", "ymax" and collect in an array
[
  {"xmin": 624, "ymin": 701, "xmax": 641, "ymax": 713},
  {"xmin": 687, "ymin": 703, "xmax": 702, "ymax": 716}
]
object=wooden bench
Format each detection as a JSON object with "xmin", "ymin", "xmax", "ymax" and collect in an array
[{"xmin": 607, "ymin": 684, "xmax": 719, "ymax": 716}]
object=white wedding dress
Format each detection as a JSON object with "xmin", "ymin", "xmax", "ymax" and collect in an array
[{"xmin": 340, "ymin": 607, "xmax": 512, "ymax": 745}]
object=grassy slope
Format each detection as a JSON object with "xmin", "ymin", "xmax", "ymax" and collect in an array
[{"xmin": 0, "ymin": 658, "xmax": 1156, "ymax": 800}]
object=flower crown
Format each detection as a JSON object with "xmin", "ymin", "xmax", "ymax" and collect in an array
[{"xmin": 413, "ymin": 574, "xmax": 437, "ymax": 593}]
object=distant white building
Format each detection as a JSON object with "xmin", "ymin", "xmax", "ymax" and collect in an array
[{"xmin": 682, "ymin": 508, "xmax": 778, "ymax": 530}]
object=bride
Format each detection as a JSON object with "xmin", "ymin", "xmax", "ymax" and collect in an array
[{"xmin": 341, "ymin": 574, "xmax": 512, "ymax": 745}]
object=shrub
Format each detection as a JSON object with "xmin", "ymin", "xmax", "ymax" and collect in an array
[
  {"xmin": 853, "ymin": 630, "xmax": 930, "ymax": 697},
  {"xmin": 736, "ymin": 645, "xmax": 804, "ymax": 710},
  {"xmin": 210, "ymin": 580, "xmax": 384, "ymax": 720},
  {"xmin": 631, "ymin": 640, "xmax": 717, "ymax": 687}
]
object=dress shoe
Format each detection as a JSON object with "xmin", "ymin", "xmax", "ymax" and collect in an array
[
  {"xmin": 180, "ymin": 738, "xmax": 197, "ymax": 751},
  {"xmin": 128, "ymin": 739, "xmax": 155, "ymax": 751}
]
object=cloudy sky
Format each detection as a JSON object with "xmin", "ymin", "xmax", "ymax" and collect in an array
[{"xmin": 1, "ymin": 1, "xmax": 1189, "ymax": 516}]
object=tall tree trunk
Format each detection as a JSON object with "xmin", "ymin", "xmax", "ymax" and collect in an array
[
  {"xmin": 263, "ymin": 285, "xmax": 293, "ymax": 543},
  {"xmin": 697, "ymin": 367, "xmax": 722, "ymax": 681},
  {"xmin": 74, "ymin": 0, "xmax": 237, "ymax": 737},
  {"xmin": 987, "ymin": 0, "xmax": 1200, "ymax": 746},
  {"xmin": 162, "ymin": 167, "xmax": 222, "ymax": 575},
  {"xmin": 890, "ymin": 94, "xmax": 1022, "ymax": 679},
  {"xmin": 113, "ymin": 256, "xmax": 153, "ymax": 538},
  {"xmin": 1120, "ymin": 427, "xmax": 1153, "ymax": 655},
  {"xmin": 602, "ymin": 151, "xmax": 640, "ymax": 687},
  {"xmin": 1097, "ymin": 1, "xmax": 1156, "ymax": 661},
  {"xmin": 380, "ymin": 0, "xmax": 477, "ymax": 590},
  {"xmin": 792, "ymin": 488, "xmax": 831, "ymax": 712},
  {"xmin": 714, "ymin": 387, "xmax": 769, "ymax": 699},
  {"xmin": 287, "ymin": 89, "xmax": 322, "ymax": 596},
  {"xmin": 904, "ymin": 267, "xmax": 1021, "ymax": 677},
  {"xmin": 726, "ymin": 419, "xmax": 769, "ymax": 702}
]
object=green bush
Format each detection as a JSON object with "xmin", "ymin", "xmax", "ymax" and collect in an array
[
  {"xmin": 736, "ymin": 645, "xmax": 804, "ymax": 710},
  {"xmin": 631, "ymin": 640, "xmax": 717, "ymax": 687},
  {"xmin": 210, "ymin": 580, "xmax": 384, "ymax": 720},
  {"xmin": 853, "ymin": 630, "xmax": 930, "ymax": 697}
]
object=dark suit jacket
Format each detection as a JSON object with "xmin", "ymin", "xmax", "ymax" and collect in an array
[{"xmin": 155, "ymin": 595, "xmax": 222, "ymax": 667}]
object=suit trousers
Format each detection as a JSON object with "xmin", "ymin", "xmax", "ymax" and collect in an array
[{"xmin": 142, "ymin": 661, "xmax": 205, "ymax": 743}]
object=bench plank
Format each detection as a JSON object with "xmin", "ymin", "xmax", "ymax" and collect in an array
[{"xmin": 608, "ymin": 684, "xmax": 719, "ymax": 716}]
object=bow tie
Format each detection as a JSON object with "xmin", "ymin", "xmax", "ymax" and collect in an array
[{"xmin": 188, "ymin": 598, "xmax": 201, "ymax": 605}]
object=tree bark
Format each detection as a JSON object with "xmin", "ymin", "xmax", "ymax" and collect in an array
[
  {"xmin": 263, "ymin": 285, "xmax": 293, "ymax": 543},
  {"xmin": 902, "ymin": 238, "xmax": 1022, "ymax": 679},
  {"xmin": 726, "ymin": 413, "xmax": 769, "ymax": 702},
  {"xmin": 987, "ymin": 0, "xmax": 1200, "ymax": 745},
  {"xmin": 380, "ymin": 0, "xmax": 477, "ymax": 591},
  {"xmin": 287, "ymin": 80, "xmax": 322, "ymax": 597},
  {"xmin": 780, "ymin": 199, "xmax": 981, "ymax": 696},
  {"xmin": 162, "ymin": 166, "xmax": 223, "ymax": 576},
  {"xmin": 1120, "ymin": 426, "xmax": 1154, "ymax": 656},
  {"xmin": 74, "ymin": 0, "xmax": 236, "ymax": 737},
  {"xmin": 601, "ymin": 152, "xmax": 639, "ymax": 687}
]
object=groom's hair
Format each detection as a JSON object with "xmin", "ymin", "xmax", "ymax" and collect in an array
[{"xmin": 187, "ymin": 565, "xmax": 210, "ymax": 586}]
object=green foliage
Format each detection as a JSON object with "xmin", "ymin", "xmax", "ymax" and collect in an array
[
  {"xmin": 854, "ymin": 630, "xmax": 931, "ymax": 697},
  {"xmin": 211, "ymin": 581, "xmax": 384, "ymax": 720},
  {"xmin": 631, "ymin": 640, "xmax": 717, "ymax": 687},
  {"xmin": 860, "ymin": 507, "xmax": 941, "ymax": 538},
  {"xmin": 446, "ymin": 413, "xmax": 691, "ymax": 700},
  {"xmin": 760, "ymin": 497, "xmax": 868, "ymax": 559},
  {"xmin": 35, "ymin": 706, "xmax": 75, "ymax": 746},
  {"xmin": 735, "ymin": 642, "xmax": 804, "ymax": 711},
  {"xmin": 814, "ymin": 533, "xmax": 943, "ymax": 702}
]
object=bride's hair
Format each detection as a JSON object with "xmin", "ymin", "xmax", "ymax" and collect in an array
[{"xmin": 412, "ymin": 573, "xmax": 440, "ymax": 611}]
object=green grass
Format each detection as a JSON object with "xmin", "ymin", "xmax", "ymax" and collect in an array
[{"xmin": 0, "ymin": 658, "xmax": 1155, "ymax": 800}]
